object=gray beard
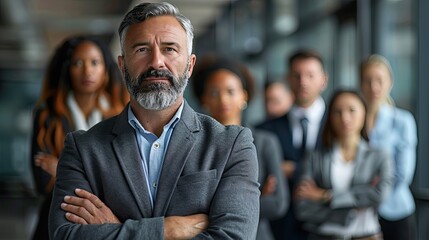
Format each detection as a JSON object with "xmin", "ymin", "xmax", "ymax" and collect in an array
[{"xmin": 124, "ymin": 64, "xmax": 189, "ymax": 110}]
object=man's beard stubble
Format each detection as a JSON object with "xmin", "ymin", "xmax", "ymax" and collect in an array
[{"xmin": 124, "ymin": 62, "xmax": 189, "ymax": 110}]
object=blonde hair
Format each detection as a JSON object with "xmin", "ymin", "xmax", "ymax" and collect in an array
[{"xmin": 360, "ymin": 54, "xmax": 395, "ymax": 106}]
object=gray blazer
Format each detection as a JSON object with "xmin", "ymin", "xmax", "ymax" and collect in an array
[
  {"xmin": 49, "ymin": 102, "xmax": 260, "ymax": 239},
  {"xmin": 251, "ymin": 128, "xmax": 289, "ymax": 240},
  {"xmin": 295, "ymin": 140, "xmax": 393, "ymax": 233}
]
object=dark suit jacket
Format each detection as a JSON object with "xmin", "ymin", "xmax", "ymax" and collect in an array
[
  {"xmin": 49, "ymin": 102, "xmax": 260, "ymax": 239},
  {"xmin": 256, "ymin": 112, "xmax": 326, "ymax": 185},
  {"xmin": 256, "ymin": 110, "xmax": 327, "ymax": 240}
]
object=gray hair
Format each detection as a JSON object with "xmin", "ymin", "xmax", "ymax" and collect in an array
[{"xmin": 118, "ymin": 2, "xmax": 194, "ymax": 56}]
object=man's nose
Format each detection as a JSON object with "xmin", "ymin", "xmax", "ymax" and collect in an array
[{"xmin": 148, "ymin": 48, "xmax": 166, "ymax": 69}]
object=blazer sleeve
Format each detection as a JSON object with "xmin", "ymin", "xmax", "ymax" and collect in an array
[
  {"xmin": 392, "ymin": 110, "xmax": 417, "ymax": 188},
  {"xmin": 197, "ymin": 127, "xmax": 261, "ymax": 240},
  {"xmin": 296, "ymin": 148, "xmax": 394, "ymax": 227},
  {"xmin": 49, "ymin": 132, "xmax": 165, "ymax": 240},
  {"xmin": 295, "ymin": 151, "xmax": 351, "ymax": 226},
  {"xmin": 330, "ymin": 149, "xmax": 394, "ymax": 209},
  {"xmin": 30, "ymin": 107, "xmax": 52, "ymax": 195},
  {"xmin": 258, "ymin": 132, "xmax": 289, "ymax": 220}
]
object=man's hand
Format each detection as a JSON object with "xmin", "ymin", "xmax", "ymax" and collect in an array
[
  {"xmin": 61, "ymin": 188, "xmax": 120, "ymax": 224},
  {"xmin": 282, "ymin": 160, "xmax": 295, "ymax": 179},
  {"xmin": 261, "ymin": 175, "xmax": 277, "ymax": 196},
  {"xmin": 34, "ymin": 152, "xmax": 58, "ymax": 177},
  {"xmin": 164, "ymin": 213, "xmax": 209, "ymax": 240}
]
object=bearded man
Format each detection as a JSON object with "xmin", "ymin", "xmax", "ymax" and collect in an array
[{"xmin": 48, "ymin": 2, "xmax": 260, "ymax": 240}]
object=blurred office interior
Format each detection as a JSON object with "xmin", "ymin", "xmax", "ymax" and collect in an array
[{"xmin": 0, "ymin": 0, "xmax": 428, "ymax": 239}]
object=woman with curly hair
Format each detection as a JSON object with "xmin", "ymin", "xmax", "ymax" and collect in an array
[
  {"xmin": 191, "ymin": 55, "xmax": 288, "ymax": 240},
  {"xmin": 30, "ymin": 35, "xmax": 128, "ymax": 239}
]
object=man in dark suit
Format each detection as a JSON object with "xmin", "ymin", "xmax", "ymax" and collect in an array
[
  {"xmin": 257, "ymin": 49, "xmax": 328, "ymax": 240},
  {"xmin": 48, "ymin": 2, "xmax": 260, "ymax": 239}
]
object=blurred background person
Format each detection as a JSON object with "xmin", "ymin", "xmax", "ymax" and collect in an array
[
  {"xmin": 360, "ymin": 54, "xmax": 418, "ymax": 240},
  {"xmin": 295, "ymin": 89, "xmax": 393, "ymax": 240},
  {"xmin": 192, "ymin": 55, "xmax": 289, "ymax": 240},
  {"xmin": 257, "ymin": 49, "xmax": 328, "ymax": 240},
  {"xmin": 264, "ymin": 80, "xmax": 294, "ymax": 119},
  {"xmin": 30, "ymin": 35, "xmax": 127, "ymax": 240}
]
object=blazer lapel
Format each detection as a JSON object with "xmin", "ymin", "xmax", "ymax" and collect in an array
[
  {"xmin": 315, "ymin": 110, "xmax": 328, "ymax": 149},
  {"xmin": 282, "ymin": 115, "xmax": 299, "ymax": 160},
  {"xmin": 321, "ymin": 150, "xmax": 333, "ymax": 188},
  {"xmin": 351, "ymin": 140, "xmax": 368, "ymax": 184},
  {"xmin": 153, "ymin": 102, "xmax": 199, "ymax": 216},
  {"xmin": 112, "ymin": 107, "xmax": 152, "ymax": 218}
]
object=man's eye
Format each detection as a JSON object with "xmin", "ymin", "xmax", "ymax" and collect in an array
[{"xmin": 136, "ymin": 48, "xmax": 148, "ymax": 53}]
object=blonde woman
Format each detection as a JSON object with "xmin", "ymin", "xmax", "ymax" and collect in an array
[{"xmin": 360, "ymin": 55, "xmax": 418, "ymax": 240}]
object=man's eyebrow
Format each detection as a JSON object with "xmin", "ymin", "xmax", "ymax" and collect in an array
[
  {"xmin": 161, "ymin": 42, "xmax": 181, "ymax": 48},
  {"xmin": 130, "ymin": 42, "xmax": 149, "ymax": 49},
  {"xmin": 130, "ymin": 41, "xmax": 181, "ymax": 49}
]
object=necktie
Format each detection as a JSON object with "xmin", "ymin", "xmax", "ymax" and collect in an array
[{"xmin": 300, "ymin": 117, "xmax": 309, "ymax": 153}]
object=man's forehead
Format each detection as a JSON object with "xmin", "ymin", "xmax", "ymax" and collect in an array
[{"xmin": 124, "ymin": 18, "xmax": 186, "ymax": 44}]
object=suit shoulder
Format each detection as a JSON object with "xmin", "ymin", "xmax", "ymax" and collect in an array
[
  {"xmin": 71, "ymin": 115, "xmax": 118, "ymax": 141},
  {"xmin": 255, "ymin": 114, "xmax": 288, "ymax": 130},
  {"xmin": 195, "ymin": 112, "xmax": 251, "ymax": 141},
  {"xmin": 196, "ymin": 112, "xmax": 245, "ymax": 132},
  {"xmin": 394, "ymin": 107, "xmax": 416, "ymax": 126},
  {"xmin": 362, "ymin": 143, "xmax": 390, "ymax": 162},
  {"xmin": 251, "ymin": 128, "xmax": 278, "ymax": 142}
]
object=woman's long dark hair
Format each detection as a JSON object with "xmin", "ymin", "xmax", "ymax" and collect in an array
[{"xmin": 35, "ymin": 35, "xmax": 127, "ymax": 157}]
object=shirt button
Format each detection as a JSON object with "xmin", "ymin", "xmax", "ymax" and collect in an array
[
  {"xmin": 153, "ymin": 182, "xmax": 157, "ymax": 188},
  {"xmin": 154, "ymin": 142, "xmax": 160, "ymax": 148}
]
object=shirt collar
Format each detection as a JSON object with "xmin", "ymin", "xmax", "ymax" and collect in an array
[
  {"xmin": 127, "ymin": 101, "xmax": 184, "ymax": 135},
  {"xmin": 67, "ymin": 91, "xmax": 107, "ymax": 130},
  {"xmin": 290, "ymin": 96, "xmax": 325, "ymax": 122}
]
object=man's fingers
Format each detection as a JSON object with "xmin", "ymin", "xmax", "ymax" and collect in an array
[
  {"xmin": 63, "ymin": 195, "xmax": 98, "ymax": 216},
  {"xmin": 64, "ymin": 212, "xmax": 89, "ymax": 225},
  {"xmin": 61, "ymin": 202, "xmax": 92, "ymax": 219},
  {"xmin": 75, "ymin": 189, "xmax": 104, "ymax": 208}
]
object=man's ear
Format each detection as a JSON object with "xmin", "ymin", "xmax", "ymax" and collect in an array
[
  {"xmin": 118, "ymin": 55, "xmax": 125, "ymax": 77},
  {"xmin": 187, "ymin": 54, "xmax": 197, "ymax": 79},
  {"xmin": 321, "ymin": 73, "xmax": 328, "ymax": 91}
]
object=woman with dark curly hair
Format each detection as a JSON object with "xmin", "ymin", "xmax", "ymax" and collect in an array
[
  {"xmin": 191, "ymin": 55, "xmax": 289, "ymax": 240},
  {"xmin": 30, "ymin": 35, "xmax": 128, "ymax": 239}
]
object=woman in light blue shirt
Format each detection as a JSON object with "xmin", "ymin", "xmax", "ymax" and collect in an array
[{"xmin": 360, "ymin": 54, "xmax": 418, "ymax": 240}]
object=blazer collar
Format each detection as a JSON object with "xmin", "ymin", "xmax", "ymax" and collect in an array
[
  {"xmin": 325, "ymin": 139, "xmax": 370, "ymax": 187},
  {"xmin": 153, "ymin": 101, "xmax": 200, "ymax": 216},
  {"xmin": 112, "ymin": 105, "xmax": 152, "ymax": 217},
  {"xmin": 111, "ymin": 102, "xmax": 201, "ymax": 217}
]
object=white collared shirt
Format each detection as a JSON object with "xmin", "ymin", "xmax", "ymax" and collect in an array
[
  {"xmin": 67, "ymin": 92, "xmax": 109, "ymax": 130},
  {"xmin": 319, "ymin": 143, "xmax": 380, "ymax": 236},
  {"xmin": 289, "ymin": 97, "xmax": 325, "ymax": 150}
]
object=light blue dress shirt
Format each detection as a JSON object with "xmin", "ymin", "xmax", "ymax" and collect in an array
[
  {"xmin": 128, "ymin": 103, "xmax": 183, "ymax": 209},
  {"xmin": 368, "ymin": 104, "xmax": 417, "ymax": 220}
]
